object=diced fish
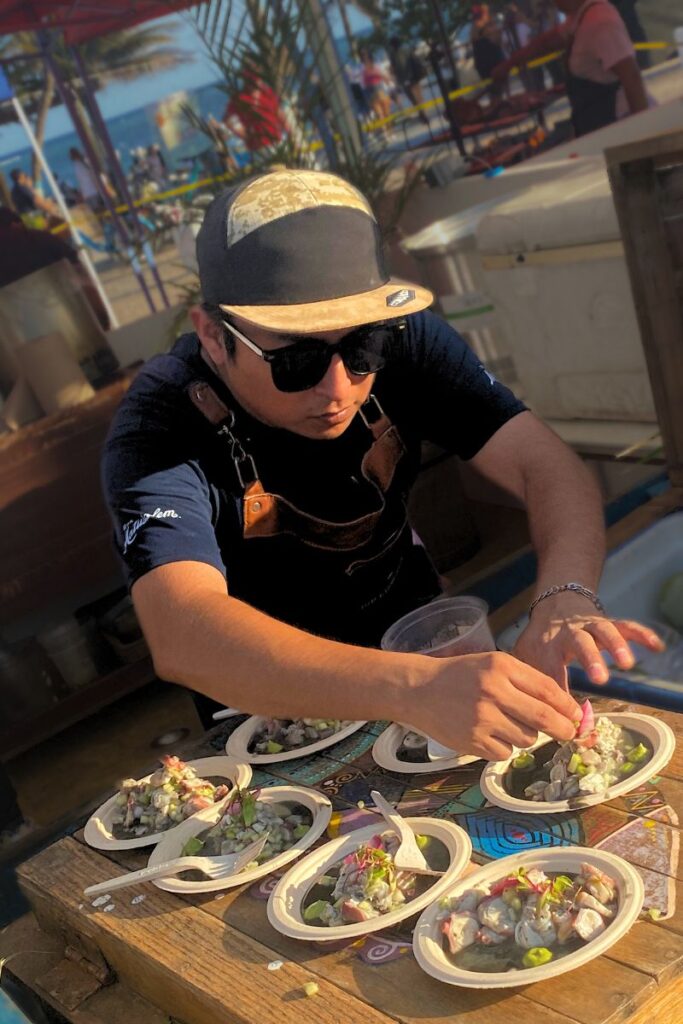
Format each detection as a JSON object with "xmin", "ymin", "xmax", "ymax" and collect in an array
[
  {"xmin": 575, "ymin": 892, "xmax": 615, "ymax": 919},
  {"xmin": 452, "ymin": 886, "xmax": 489, "ymax": 914},
  {"xmin": 515, "ymin": 906, "xmax": 557, "ymax": 948},
  {"xmin": 442, "ymin": 912, "xmax": 480, "ymax": 954},
  {"xmin": 543, "ymin": 780, "xmax": 563, "ymax": 801},
  {"xmin": 476, "ymin": 897, "xmax": 516, "ymax": 936},
  {"xmin": 574, "ymin": 907, "xmax": 606, "ymax": 942}
]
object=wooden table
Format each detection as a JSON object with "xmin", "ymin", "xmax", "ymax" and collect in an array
[{"xmin": 12, "ymin": 491, "xmax": 683, "ymax": 1024}]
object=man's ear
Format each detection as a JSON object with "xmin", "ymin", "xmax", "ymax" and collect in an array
[{"xmin": 191, "ymin": 306, "xmax": 228, "ymax": 366}]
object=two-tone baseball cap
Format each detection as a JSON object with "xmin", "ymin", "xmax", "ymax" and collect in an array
[{"xmin": 196, "ymin": 167, "xmax": 433, "ymax": 333}]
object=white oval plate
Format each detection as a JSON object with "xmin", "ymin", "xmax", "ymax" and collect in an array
[
  {"xmin": 267, "ymin": 816, "xmax": 472, "ymax": 941},
  {"xmin": 480, "ymin": 712, "xmax": 675, "ymax": 814},
  {"xmin": 414, "ymin": 847, "xmax": 644, "ymax": 988},
  {"xmin": 83, "ymin": 756, "xmax": 252, "ymax": 851},
  {"xmin": 372, "ymin": 723, "xmax": 480, "ymax": 774},
  {"xmin": 147, "ymin": 784, "xmax": 332, "ymax": 893},
  {"xmin": 226, "ymin": 715, "xmax": 367, "ymax": 764}
]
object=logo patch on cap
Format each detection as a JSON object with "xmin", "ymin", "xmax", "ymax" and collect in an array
[{"xmin": 386, "ymin": 288, "xmax": 415, "ymax": 308}]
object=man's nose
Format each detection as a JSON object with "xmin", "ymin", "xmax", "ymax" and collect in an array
[{"xmin": 314, "ymin": 352, "xmax": 355, "ymax": 399}]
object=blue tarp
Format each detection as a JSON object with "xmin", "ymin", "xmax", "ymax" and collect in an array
[{"xmin": 0, "ymin": 69, "xmax": 13, "ymax": 103}]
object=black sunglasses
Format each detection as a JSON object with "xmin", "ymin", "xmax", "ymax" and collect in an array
[{"xmin": 222, "ymin": 318, "xmax": 405, "ymax": 393}]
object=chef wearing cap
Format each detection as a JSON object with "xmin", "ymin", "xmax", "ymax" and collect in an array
[{"xmin": 102, "ymin": 168, "xmax": 661, "ymax": 758}]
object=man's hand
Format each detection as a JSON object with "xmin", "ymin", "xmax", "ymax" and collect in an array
[
  {"xmin": 513, "ymin": 593, "xmax": 665, "ymax": 689},
  {"xmin": 400, "ymin": 651, "xmax": 581, "ymax": 762}
]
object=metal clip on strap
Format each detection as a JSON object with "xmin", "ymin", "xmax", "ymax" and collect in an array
[
  {"xmin": 217, "ymin": 417, "xmax": 258, "ymax": 489},
  {"xmin": 187, "ymin": 379, "xmax": 259, "ymax": 489}
]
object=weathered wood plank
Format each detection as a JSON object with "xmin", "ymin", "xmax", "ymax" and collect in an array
[
  {"xmin": 216, "ymin": 893, "xmax": 581, "ymax": 1024},
  {"xmin": 0, "ymin": 914, "xmax": 170, "ymax": 1024},
  {"xmin": 17, "ymin": 837, "xmax": 397, "ymax": 1024},
  {"xmin": 625, "ymin": 973, "xmax": 683, "ymax": 1024}
]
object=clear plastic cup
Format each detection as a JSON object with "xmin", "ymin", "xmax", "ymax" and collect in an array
[
  {"xmin": 380, "ymin": 596, "xmax": 495, "ymax": 658},
  {"xmin": 381, "ymin": 596, "xmax": 495, "ymax": 760}
]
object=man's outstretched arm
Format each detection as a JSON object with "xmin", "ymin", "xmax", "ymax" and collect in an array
[
  {"xmin": 132, "ymin": 558, "xmax": 581, "ymax": 761},
  {"xmin": 468, "ymin": 411, "xmax": 662, "ymax": 686}
]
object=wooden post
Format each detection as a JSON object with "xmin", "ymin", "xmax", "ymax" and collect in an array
[{"xmin": 606, "ymin": 129, "xmax": 683, "ymax": 488}]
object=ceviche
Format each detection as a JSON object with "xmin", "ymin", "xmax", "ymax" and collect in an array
[
  {"xmin": 249, "ymin": 718, "xmax": 351, "ymax": 755},
  {"xmin": 181, "ymin": 788, "xmax": 312, "ymax": 863},
  {"xmin": 111, "ymin": 755, "xmax": 230, "ymax": 839},
  {"xmin": 302, "ymin": 831, "xmax": 447, "ymax": 927},
  {"xmin": 506, "ymin": 700, "xmax": 652, "ymax": 803},
  {"xmin": 440, "ymin": 861, "xmax": 619, "ymax": 973}
]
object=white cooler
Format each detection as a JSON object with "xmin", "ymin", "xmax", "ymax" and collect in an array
[
  {"xmin": 401, "ymin": 199, "xmax": 520, "ymax": 390},
  {"xmin": 476, "ymin": 165, "xmax": 656, "ymax": 423}
]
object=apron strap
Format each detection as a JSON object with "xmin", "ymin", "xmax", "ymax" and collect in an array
[
  {"xmin": 187, "ymin": 379, "xmax": 407, "ymax": 549},
  {"xmin": 187, "ymin": 379, "xmax": 259, "ymax": 489}
]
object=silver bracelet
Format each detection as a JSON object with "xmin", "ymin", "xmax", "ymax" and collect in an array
[{"xmin": 529, "ymin": 582, "xmax": 605, "ymax": 617}]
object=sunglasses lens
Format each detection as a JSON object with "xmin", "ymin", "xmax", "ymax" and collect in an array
[
  {"xmin": 344, "ymin": 326, "xmax": 389, "ymax": 375},
  {"xmin": 269, "ymin": 324, "xmax": 395, "ymax": 392},
  {"xmin": 272, "ymin": 342, "xmax": 332, "ymax": 392}
]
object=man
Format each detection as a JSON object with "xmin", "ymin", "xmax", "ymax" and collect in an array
[
  {"xmin": 10, "ymin": 168, "xmax": 60, "ymax": 223},
  {"xmin": 69, "ymin": 148, "xmax": 115, "ymax": 211},
  {"xmin": 492, "ymin": 0, "xmax": 650, "ymax": 136},
  {"xmin": 0, "ymin": 208, "xmax": 109, "ymax": 329},
  {"xmin": 388, "ymin": 36, "xmax": 430, "ymax": 127},
  {"xmin": 101, "ymin": 168, "xmax": 660, "ymax": 758}
]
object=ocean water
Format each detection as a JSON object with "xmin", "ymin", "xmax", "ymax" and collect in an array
[{"xmin": 0, "ymin": 80, "xmax": 229, "ymax": 190}]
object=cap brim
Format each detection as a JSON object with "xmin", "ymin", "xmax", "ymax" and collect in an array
[{"xmin": 219, "ymin": 278, "xmax": 433, "ymax": 333}]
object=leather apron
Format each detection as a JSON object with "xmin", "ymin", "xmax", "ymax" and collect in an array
[
  {"xmin": 188, "ymin": 380, "xmax": 441, "ymax": 647},
  {"xmin": 565, "ymin": 2, "xmax": 619, "ymax": 137}
]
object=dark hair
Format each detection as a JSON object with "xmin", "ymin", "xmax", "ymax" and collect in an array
[
  {"xmin": 10, "ymin": 168, "xmax": 22, "ymax": 182},
  {"xmin": 201, "ymin": 302, "xmax": 236, "ymax": 357}
]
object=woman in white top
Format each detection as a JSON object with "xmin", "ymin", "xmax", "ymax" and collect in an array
[{"xmin": 492, "ymin": 0, "xmax": 649, "ymax": 136}]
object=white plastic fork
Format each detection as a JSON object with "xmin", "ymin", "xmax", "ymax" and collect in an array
[
  {"xmin": 83, "ymin": 833, "xmax": 270, "ymax": 896},
  {"xmin": 212, "ymin": 707, "xmax": 243, "ymax": 721},
  {"xmin": 370, "ymin": 790, "xmax": 442, "ymax": 876}
]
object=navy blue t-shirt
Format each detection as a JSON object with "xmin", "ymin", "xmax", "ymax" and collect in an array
[{"xmin": 101, "ymin": 310, "xmax": 526, "ymax": 591}]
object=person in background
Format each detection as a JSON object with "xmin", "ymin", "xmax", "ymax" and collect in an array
[
  {"xmin": 493, "ymin": 0, "xmax": 650, "ymax": 136},
  {"xmin": 206, "ymin": 115, "xmax": 240, "ymax": 173},
  {"xmin": 388, "ymin": 36, "xmax": 431, "ymax": 127},
  {"xmin": 9, "ymin": 169, "xmax": 61, "ymax": 225},
  {"xmin": 360, "ymin": 49, "xmax": 393, "ymax": 126},
  {"xmin": 101, "ymin": 167, "xmax": 662, "ymax": 755},
  {"xmin": 609, "ymin": 0, "xmax": 649, "ymax": 68},
  {"xmin": 130, "ymin": 148, "xmax": 151, "ymax": 198},
  {"xmin": 345, "ymin": 47, "xmax": 372, "ymax": 124},
  {"xmin": 471, "ymin": 5, "xmax": 507, "ymax": 98},
  {"xmin": 0, "ymin": 207, "xmax": 109, "ymax": 329},
  {"xmin": 69, "ymin": 147, "xmax": 116, "ymax": 212},
  {"xmin": 222, "ymin": 71, "xmax": 287, "ymax": 157},
  {"xmin": 503, "ymin": 3, "xmax": 545, "ymax": 91},
  {"xmin": 534, "ymin": 0, "xmax": 566, "ymax": 85},
  {"xmin": 147, "ymin": 144, "xmax": 168, "ymax": 189}
]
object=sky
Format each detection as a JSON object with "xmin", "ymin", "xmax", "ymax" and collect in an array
[{"xmin": 0, "ymin": 5, "xmax": 369, "ymax": 157}]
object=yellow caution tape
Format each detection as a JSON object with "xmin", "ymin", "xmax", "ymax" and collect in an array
[{"xmin": 51, "ymin": 38, "xmax": 671, "ymax": 224}]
